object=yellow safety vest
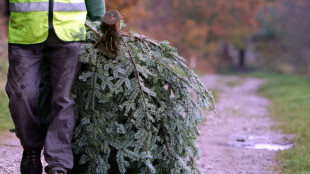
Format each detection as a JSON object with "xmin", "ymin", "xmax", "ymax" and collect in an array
[{"xmin": 8, "ymin": 0, "xmax": 87, "ymax": 44}]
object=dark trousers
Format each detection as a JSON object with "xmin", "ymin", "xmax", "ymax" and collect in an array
[{"xmin": 5, "ymin": 30, "xmax": 81, "ymax": 170}]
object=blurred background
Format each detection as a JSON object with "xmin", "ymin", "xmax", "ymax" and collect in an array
[
  {"xmin": 112, "ymin": 0, "xmax": 310, "ymax": 75},
  {"xmin": 0, "ymin": 0, "xmax": 310, "ymax": 75}
]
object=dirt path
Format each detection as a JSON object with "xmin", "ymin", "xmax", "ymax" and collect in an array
[
  {"xmin": 0, "ymin": 133, "xmax": 48, "ymax": 174},
  {"xmin": 197, "ymin": 75, "xmax": 292, "ymax": 174},
  {"xmin": 0, "ymin": 75, "xmax": 291, "ymax": 174},
  {"xmin": 0, "ymin": 133, "xmax": 23, "ymax": 174}
]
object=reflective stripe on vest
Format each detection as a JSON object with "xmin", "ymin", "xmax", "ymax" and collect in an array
[
  {"xmin": 10, "ymin": 2, "xmax": 86, "ymax": 12},
  {"xmin": 9, "ymin": 2, "xmax": 48, "ymax": 12},
  {"xmin": 8, "ymin": 0, "xmax": 87, "ymax": 44}
]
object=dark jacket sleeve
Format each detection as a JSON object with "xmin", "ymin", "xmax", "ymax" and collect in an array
[
  {"xmin": 85, "ymin": 0, "xmax": 106, "ymax": 21},
  {"xmin": 6, "ymin": 0, "xmax": 10, "ymax": 16}
]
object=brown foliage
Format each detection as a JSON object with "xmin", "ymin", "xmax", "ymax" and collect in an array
[
  {"xmin": 133, "ymin": 0, "xmax": 265, "ymax": 50},
  {"xmin": 129, "ymin": 1, "xmax": 265, "ymax": 72},
  {"xmin": 170, "ymin": 0, "xmax": 265, "ymax": 48},
  {"xmin": 106, "ymin": 0, "xmax": 145, "ymax": 22}
]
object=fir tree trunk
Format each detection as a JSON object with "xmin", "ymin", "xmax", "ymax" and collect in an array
[{"xmin": 94, "ymin": 10, "xmax": 121, "ymax": 56}]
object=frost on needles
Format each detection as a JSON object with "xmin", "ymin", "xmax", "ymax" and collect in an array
[{"xmin": 69, "ymin": 18, "xmax": 214, "ymax": 173}]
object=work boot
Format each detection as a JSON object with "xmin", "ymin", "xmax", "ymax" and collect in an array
[
  {"xmin": 20, "ymin": 149, "xmax": 42, "ymax": 174},
  {"xmin": 47, "ymin": 170, "xmax": 66, "ymax": 174},
  {"xmin": 45, "ymin": 166, "xmax": 67, "ymax": 174}
]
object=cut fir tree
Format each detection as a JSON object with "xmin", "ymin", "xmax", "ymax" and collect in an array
[{"xmin": 69, "ymin": 10, "xmax": 214, "ymax": 174}]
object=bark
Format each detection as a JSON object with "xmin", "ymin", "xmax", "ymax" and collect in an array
[
  {"xmin": 220, "ymin": 43, "xmax": 232, "ymax": 67},
  {"xmin": 95, "ymin": 10, "xmax": 121, "ymax": 56},
  {"xmin": 238, "ymin": 48, "xmax": 245, "ymax": 68},
  {"xmin": 221, "ymin": 43, "xmax": 231, "ymax": 62}
]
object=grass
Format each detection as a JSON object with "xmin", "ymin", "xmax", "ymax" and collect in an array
[
  {"xmin": 0, "ymin": 57, "xmax": 8, "ymax": 81},
  {"xmin": 226, "ymin": 78, "xmax": 245, "ymax": 87},
  {"xmin": 0, "ymin": 91, "xmax": 13, "ymax": 133},
  {"xmin": 210, "ymin": 89, "xmax": 220, "ymax": 103},
  {"xmin": 0, "ymin": 58, "xmax": 13, "ymax": 134},
  {"xmin": 248, "ymin": 71, "xmax": 310, "ymax": 174}
]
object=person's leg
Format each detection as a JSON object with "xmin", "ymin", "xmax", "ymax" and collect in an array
[
  {"xmin": 6, "ymin": 44, "xmax": 45, "ymax": 150},
  {"xmin": 5, "ymin": 43, "xmax": 45, "ymax": 174},
  {"xmin": 43, "ymin": 31, "xmax": 81, "ymax": 172}
]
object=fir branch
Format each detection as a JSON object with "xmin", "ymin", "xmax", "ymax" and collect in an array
[
  {"xmin": 85, "ymin": 23, "xmax": 103, "ymax": 37},
  {"xmin": 90, "ymin": 51, "xmax": 102, "ymax": 110},
  {"xmin": 152, "ymin": 55, "xmax": 189, "ymax": 84},
  {"xmin": 161, "ymin": 122, "xmax": 173, "ymax": 153},
  {"xmin": 71, "ymin": 20, "xmax": 214, "ymax": 174},
  {"xmin": 121, "ymin": 37, "xmax": 151, "ymax": 131},
  {"xmin": 108, "ymin": 141, "xmax": 148, "ymax": 162},
  {"xmin": 144, "ymin": 43, "xmax": 208, "ymax": 117},
  {"xmin": 140, "ymin": 40, "xmax": 201, "ymax": 116},
  {"xmin": 121, "ymin": 32, "xmax": 161, "ymax": 48},
  {"xmin": 139, "ymin": 36, "xmax": 190, "ymax": 86}
]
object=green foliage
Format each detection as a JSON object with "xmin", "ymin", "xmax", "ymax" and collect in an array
[
  {"xmin": 0, "ymin": 91, "xmax": 13, "ymax": 133},
  {"xmin": 0, "ymin": 60, "xmax": 13, "ymax": 134},
  {"xmin": 256, "ymin": 6, "xmax": 280, "ymax": 41},
  {"xmin": 0, "ymin": 59, "xmax": 8, "ymax": 82},
  {"xmin": 71, "ymin": 21, "xmax": 214, "ymax": 174},
  {"xmin": 249, "ymin": 71, "xmax": 310, "ymax": 173}
]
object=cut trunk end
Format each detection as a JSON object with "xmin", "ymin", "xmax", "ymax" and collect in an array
[{"xmin": 94, "ymin": 10, "xmax": 121, "ymax": 56}]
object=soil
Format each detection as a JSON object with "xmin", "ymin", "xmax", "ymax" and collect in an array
[{"xmin": 0, "ymin": 75, "xmax": 291, "ymax": 174}]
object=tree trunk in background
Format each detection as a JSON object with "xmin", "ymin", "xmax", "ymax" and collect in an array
[
  {"xmin": 221, "ymin": 43, "xmax": 231, "ymax": 63},
  {"xmin": 0, "ymin": 0, "xmax": 9, "ymax": 60},
  {"xmin": 0, "ymin": 0, "xmax": 4, "ymax": 15},
  {"xmin": 238, "ymin": 48, "xmax": 245, "ymax": 68},
  {"xmin": 0, "ymin": 0, "xmax": 9, "ymax": 17},
  {"xmin": 216, "ymin": 43, "xmax": 232, "ymax": 72},
  {"xmin": 0, "ymin": 0, "xmax": 9, "ymax": 40}
]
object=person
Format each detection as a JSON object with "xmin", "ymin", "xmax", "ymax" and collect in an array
[{"xmin": 6, "ymin": 0, "xmax": 105, "ymax": 173}]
